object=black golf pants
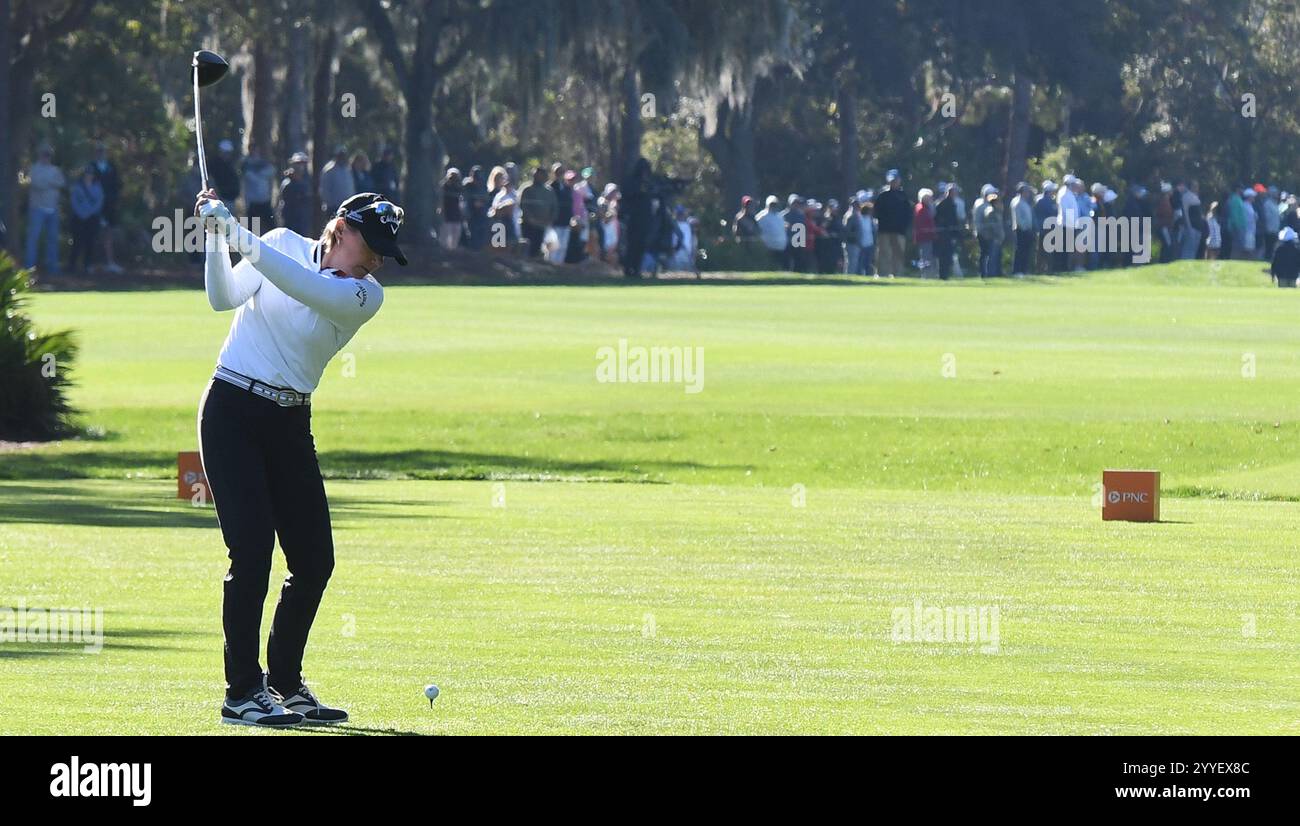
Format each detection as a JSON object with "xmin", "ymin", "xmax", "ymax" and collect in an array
[{"xmin": 198, "ymin": 377, "xmax": 334, "ymax": 700}]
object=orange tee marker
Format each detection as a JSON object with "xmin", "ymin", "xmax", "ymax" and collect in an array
[
  {"xmin": 178, "ymin": 451, "xmax": 208, "ymax": 501},
  {"xmin": 1102, "ymin": 470, "xmax": 1160, "ymax": 522}
]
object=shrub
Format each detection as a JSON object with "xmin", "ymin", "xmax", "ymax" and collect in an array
[{"xmin": 0, "ymin": 252, "xmax": 79, "ymax": 440}]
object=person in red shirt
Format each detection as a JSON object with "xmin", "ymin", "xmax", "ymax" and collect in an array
[
  {"xmin": 803, "ymin": 202, "xmax": 827, "ymax": 270},
  {"xmin": 913, "ymin": 188, "xmax": 937, "ymax": 274}
]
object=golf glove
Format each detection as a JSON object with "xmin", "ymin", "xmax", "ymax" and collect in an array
[{"xmin": 198, "ymin": 197, "xmax": 234, "ymax": 234}]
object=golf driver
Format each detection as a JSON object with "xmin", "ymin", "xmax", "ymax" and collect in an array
[{"xmin": 191, "ymin": 49, "xmax": 230, "ymax": 192}]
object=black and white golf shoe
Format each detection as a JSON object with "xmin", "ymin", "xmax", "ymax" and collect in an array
[
  {"xmin": 221, "ymin": 683, "xmax": 305, "ymax": 728},
  {"xmin": 269, "ymin": 682, "xmax": 348, "ymax": 725}
]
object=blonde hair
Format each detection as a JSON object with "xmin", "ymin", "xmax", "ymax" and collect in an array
[
  {"xmin": 488, "ymin": 165, "xmax": 508, "ymax": 190},
  {"xmin": 319, "ymin": 216, "xmax": 347, "ymax": 255}
]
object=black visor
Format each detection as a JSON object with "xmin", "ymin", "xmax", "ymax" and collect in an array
[{"xmin": 338, "ymin": 193, "xmax": 408, "ymax": 266}]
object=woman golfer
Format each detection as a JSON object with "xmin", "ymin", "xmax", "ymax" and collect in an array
[{"xmin": 194, "ymin": 188, "xmax": 405, "ymax": 726}]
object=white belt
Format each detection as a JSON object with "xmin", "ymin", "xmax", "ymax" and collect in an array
[{"xmin": 214, "ymin": 365, "xmax": 311, "ymax": 407}]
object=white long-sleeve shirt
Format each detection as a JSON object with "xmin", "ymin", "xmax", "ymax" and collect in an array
[
  {"xmin": 205, "ymin": 221, "xmax": 384, "ymax": 392},
  {"xmin": 1058, "ymin": 190, "xmax": 1091, "ymax": 229}
]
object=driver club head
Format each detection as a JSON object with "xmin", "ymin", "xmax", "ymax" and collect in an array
[{"xmin": 192, "ymin": 50, "xmax": 229, "ymax": 88}]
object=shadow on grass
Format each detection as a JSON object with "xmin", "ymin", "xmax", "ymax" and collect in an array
[
  {"xmin": 0, "ymin": 451, "xmax": 178, "ymax": 481},
  {"xmin": 0, "ymin": 625, "xmax": 205, "ymax": 659},
  {"xmin": 321, "ymin": 449, "xmax": 735, "ymax": 481},
  {"xmin": 0, "ymin": 481, "xmax": 457, "ymax": 528},
  {"xmin": 293, "ymin": 725, "xmax": 428, "ymax": 736},
  {"xmin": 0, "ymin": 483, "xmax": 216, "ymax": 528},
  {"xmin": 0, "ymin": 448, "xmax": 736, "ymax": 484}
]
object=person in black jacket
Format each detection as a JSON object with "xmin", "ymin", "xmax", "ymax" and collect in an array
[
  {"xmin": 1271, "ymin": 228, "xmax": 1300, "ymax": 287},
  {"xmin": 621, "ymin": 158, "xmax": 653, "ymax": 278},
  {"xmin": 1282, "ymin": 195, "xmax": 1300, "ymax": 235},
  {"xmin": 874, "ymin": 169, "xmax": 912, "ymax": 277},
  {"xmin": 92, "ymin": 141, "xmax": 123, "ymax": 273},
  {"xmin": 371, "ymin": 147, "xmax": 401, "ymax": 203},
  {"xmin": 1121, "ymin": 185, "xmax": 1152, "ymax": 268},
  {"xmin": 463, "ymin": 165, "xmax": 490, "ymax": 250},
  {"xmin": 278, "ymin": 153, "xmax": 315, "ymax": 238},
  {"xmin": 933, "ymin": 183, "xmax": 960, "ymax": 280},
  {"xmin": 210, "ymin": 139, "xmax": 241, "ymax": 204},
  {"xmin": 548, "ymin": 163, "xmax": 574, "ymax": 264},
  {"xmin": 441, "ymin": 167, "xmax": 464, "ymax": 250}
]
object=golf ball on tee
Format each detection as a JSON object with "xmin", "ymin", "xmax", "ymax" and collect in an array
[{"xmin": 424, "ymin": 684, "xmax": 440, "ymax": 703}]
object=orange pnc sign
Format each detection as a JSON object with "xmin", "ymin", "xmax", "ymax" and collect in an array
[
  {"xmin": 177, "ymin": 451, "xmax": 208, "ymax": 501},
  {"xmin": 1102, "ymin": 469, "xmax": 1160, "ymax": 522}
]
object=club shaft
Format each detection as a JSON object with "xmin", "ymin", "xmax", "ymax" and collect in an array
[{"xmin": 193, "ymin": 71, "xmax": 209, "ymax": 191}]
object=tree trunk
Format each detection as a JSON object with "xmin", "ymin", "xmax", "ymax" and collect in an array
[
  {"xmin": 2, "ymin": 0, "xmax": 93, "ymax": 254},
  {"xmin": 246, "ymin": 36, "xmax": 274, "ymax": 155},
  {"xmin": 1238, "ymin": 115, "xmax": 1254, "ymax": 184},
  {"xmin": 607, "ymin": 76, "xmax": 621, "ymax": 183},
  {"xmin": 432, "ymin": 130, "xmax": 447, "ymax": 237},
  {"xmin": 402, "ymin": 69, "xmax": 437, "ymax": 246},
  {"xmin": 282, "ymin": 22, "xmax": 308, "ymax": 159},
  {"xmin": 619, "ymin": 66, "xmax": 641, "ymax": 178},
  {"xmin": 1002, "ymin": 71, "xmax": 1031, "ymax": 197},
  {"xmin": 837, "ymin": 81, "xmax": 859, "ymax": 208},
  {"xmin": 310, "ymin": 18, "xmax": 339, "ymax": 215},
  {"xmin": 701, "ymin": 98, "xmax": 759, "ymax": 216},
  {"xmin": 7, "ymin": 45, "xmax": 36, "ymax": 258},
  {"xmin": 0, "ymin": 0, "xmax": 12, "ymax": 253}
]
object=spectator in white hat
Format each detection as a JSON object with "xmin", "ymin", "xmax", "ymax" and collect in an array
[
  {"xmin": 913, "ymin": 188, "xmax": 936, "ymax": 273},
  {"xmin": 755, "ymin": 195, "xmax": 789, "ymax": 269},
  {"xmin": 1058, "ymin": 177, "xmax": 1090, "ymax": 271},
  {"xmin": 1011, "ymin": 182, "xmax": 1036, "ymax": 275}
]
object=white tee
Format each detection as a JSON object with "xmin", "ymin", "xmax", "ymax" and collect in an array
[{"xmin": 205, "ymin": 224, "xmax": 384, "ymax": 393}]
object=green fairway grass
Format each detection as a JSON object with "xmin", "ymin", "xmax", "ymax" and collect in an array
[{"xmin": 2, "ymin": 259, "xmax": 1298, "ymax": 733}]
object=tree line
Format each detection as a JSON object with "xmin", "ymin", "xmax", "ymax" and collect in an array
[{"xmin": 2, "ymin": 0, "xmax": 1297, "ymax": 256}]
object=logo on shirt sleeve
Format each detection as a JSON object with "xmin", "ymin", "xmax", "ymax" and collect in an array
[{"xmin": 355, "ymin": 283, "xmax": 368, "ymax": 308}]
